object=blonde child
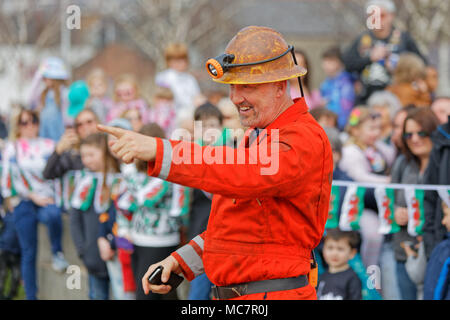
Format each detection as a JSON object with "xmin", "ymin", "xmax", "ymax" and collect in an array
[
  {"xmin": 85, "ymin": 68, "xmax": 114, "ymax": 123},
  {"xmin": 107, "ymin": 74, "xmax": 149, "ymax": 124},
  {"xmin": 147, "ymin": 86, "xmax": 176, "ymax": 137}
]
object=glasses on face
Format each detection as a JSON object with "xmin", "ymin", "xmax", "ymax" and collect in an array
[
  {"xmin": 403, "ymin": 131, "xmax": 429, "ymax": 140},
  {"xmin": 19, "ymin": 118, "xmax": 38, "ymax": 127},
  {"xmin": 75, "ymin": 119, "xmax": 95, "ymax": 129}
]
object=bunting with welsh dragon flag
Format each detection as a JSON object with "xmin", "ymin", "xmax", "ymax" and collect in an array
[
  {"xmin": 374, "ymin": 187, "xmax": 400, "ymax": 234},
  {"xmin": 339, "ymin": 185, "xmax": 366, "ymax": 231},
  {"xmin": 404, "ymin": 187, "xmax": 425, "ymax": 236}
]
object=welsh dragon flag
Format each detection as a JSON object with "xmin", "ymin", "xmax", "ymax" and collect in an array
[
  {"xmin": 339, "ymin": 185, "xmax": 366, "ymax": 231},
  {"xmin": 71, "ymin": 175, "xmax": 97, "ymax": 211},
  {"xmin": 405, "ymin": 188, "xmax": 425, "ymax": 236},
  {"xmin": 326, "ymin": 185, "xmax": 341, "ymax": 229},
  {"xmin": 374, "ymin": 187, "xmax": 400, "ymax": 234}
]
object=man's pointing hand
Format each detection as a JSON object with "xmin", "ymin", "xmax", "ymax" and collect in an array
[{"xmin": 97, "ymin": 124, "xmax": 157, "ymax": 164}]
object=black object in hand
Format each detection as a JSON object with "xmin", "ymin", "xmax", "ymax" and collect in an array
[{"xmin": 148, "ymin": 265, "xmax": 184, "ymax": 292}]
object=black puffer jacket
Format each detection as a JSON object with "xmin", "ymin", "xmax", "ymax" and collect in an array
[
  {"xmin": 423, "ymin": 118, "xmax": 450, "ymax": 259},
  {"xmin": 43, "ymin": 149, "xmax": 83, "ymax": 179}
]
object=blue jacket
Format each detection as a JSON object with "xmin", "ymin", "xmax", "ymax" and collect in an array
[{"xmin": 424, "ymin": 232, "xmax": 450, "ymax": 300}]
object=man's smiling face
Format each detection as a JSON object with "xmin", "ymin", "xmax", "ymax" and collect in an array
[{"xmin": 229, "ymin": 82, "xmax": 286, "ymax": 128}]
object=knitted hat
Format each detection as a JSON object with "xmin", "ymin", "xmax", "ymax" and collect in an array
[{"xmin": 68, "ymin": 80, "xmax": 90, "ymax": 117}]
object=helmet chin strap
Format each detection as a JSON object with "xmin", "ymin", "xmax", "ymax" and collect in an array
[{"xmin": 290, "ymin": 48, "xmax": 305, "ymax": 98}]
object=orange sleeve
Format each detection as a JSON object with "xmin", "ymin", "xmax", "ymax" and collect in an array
[{"xmin": 148, "ymin": 126, "xmax": 332, "ymax": 199}]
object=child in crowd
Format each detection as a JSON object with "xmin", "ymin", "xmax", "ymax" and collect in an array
[
  {"xmin": 386, "ymin": 53, "xmax": 432, "ymax": 108},
  {"xmin": 69, "ymin": 132, "xmax": 119, "ymax": 300},
  {"xmin": 317, "ymin": 228, "xmax": 362, "ymax": 300},
  {"xmin": 155, "ymin": 43, "xmax": 202, "ymax": 121},
  {"xmin": 340, "ymin": 107, "xmax": 395, "ymax": 183},
  {"xmin": 424, "ymin": 201, "xmax": 450, "ymax": 299},
  {"xmin": 1, "ymin": 109, "xmax": 69, "ymax": 300},
  {"xmin": 320, "ymin": 47, "xmax": 355, "ymax": 130},
  {"xmin": 107, "ymin": 74, "xmax": 149, "ymax": 124},
  {"xmin": 310, "ymin": 108, "xmax": 338, "ymax": 129},
  {"xmin": 32, "ymin": 57, "xmax": 71, "ymax": 142},
  {"xmin": 115, "ymin": 123, "xmax": 190, "ymax": 300},
  {"xmin": 340, "ymin": 107, "xmax": 396, "ymax": 268},
  {"xmin": 147, "ymin": 86, "xmax": 176, "ymax": 137},
  {"xmin": 121, "ymin": 109, "xmax": 144, "ymax": 133},
  {"xmin": 85, "ymin": 68, "xmax": 114, "ymax": 123}
]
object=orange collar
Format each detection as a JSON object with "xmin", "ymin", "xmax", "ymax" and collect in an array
[{"xmin": 265, "ymin": 98, "xmax": 308, "ymax": 130}]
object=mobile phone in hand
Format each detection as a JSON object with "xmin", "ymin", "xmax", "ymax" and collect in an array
[{"xmin": 148, "ymin": 266, "xmax": 183, "ymax": 292}]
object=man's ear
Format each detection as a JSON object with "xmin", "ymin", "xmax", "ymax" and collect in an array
[{"xmin": 276, "ymin": 80, "xmax": 288, "ymax": 98}]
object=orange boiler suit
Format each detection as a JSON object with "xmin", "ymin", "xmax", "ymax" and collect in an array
[{"xmin": 147, "ymin": 98, "xmax": 333, "ymax": 299}]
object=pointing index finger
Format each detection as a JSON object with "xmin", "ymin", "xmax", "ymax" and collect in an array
[{"xmin": 97, "ymin": 124, "xmax": 126, "ymax": 138}]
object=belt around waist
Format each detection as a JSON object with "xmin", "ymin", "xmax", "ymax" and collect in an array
[{"xmin": 211, "ymin": 275, "xmax": 309, "ymax": 300}]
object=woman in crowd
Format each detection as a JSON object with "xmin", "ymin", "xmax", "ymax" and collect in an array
[
  {"xmin": 43, "ymin": 108, "xmax": 99, "ymax": 179},
  {"xmin": 1, "ymin": 109, "xmax": 69, "ymax": 300},
  {"xmin": 390, "ymin": 107, "xmax": 439, "ymax": 299},
  {"xmin": 367, "ymin": 90, "xmax": 402, "ymax": 144}
]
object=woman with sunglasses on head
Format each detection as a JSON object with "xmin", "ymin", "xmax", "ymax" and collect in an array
[
  {"xmin": 390, "ymin": 108, "xmax": 439, "ymax": 300},
  {"xmin": 339, "ymin": 107, "xmax": 396, "ymax": 271},
  {"xmin": 43, "ymin": 108, "xmax": 99, "ymax": 180},
  {"xmin": 1, "ymin": 109, "xmax": 69, "ymax": 299}
]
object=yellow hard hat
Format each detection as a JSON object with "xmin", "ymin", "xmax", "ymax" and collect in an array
[{"xmin": 206, "ymin": 26, "xmax": 307, "ymax": 84}]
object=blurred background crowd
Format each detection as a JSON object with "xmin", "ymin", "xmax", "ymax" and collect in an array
[{"xmin": 0, "ymin": 0, "xmax": 449, "ymax": 300}]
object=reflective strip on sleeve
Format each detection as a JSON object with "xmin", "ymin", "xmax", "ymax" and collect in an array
[
  {"xmin": 159, "ymin": 139, "xmax": 173, "ymax": 180},
  {"xmin": 175, "ymin": 243, "xmax": 204, "ymax": 277},
  {"xmin": 192, "ymin": 235, "xmax": 204, "ymax": 251}
]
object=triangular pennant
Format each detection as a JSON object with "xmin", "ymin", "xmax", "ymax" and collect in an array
[
  {"xmin": 339, "ymin": 185, "xmax": 366, "ymax": 231},
  {"xmin": 375, "ymin": 187, "xmax": 400, "ymax": 234},
  {"xmin": 405, "ymin": 188, "xmax": 425, "ymax": 236}
]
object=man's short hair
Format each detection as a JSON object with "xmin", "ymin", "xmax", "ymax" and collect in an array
[{"xmin": 323, "ymin": 228, "xmax": 361, "ymax": 250}]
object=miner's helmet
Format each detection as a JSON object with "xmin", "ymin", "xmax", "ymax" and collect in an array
[{"xmin": 205, "ymin": 26, "xmax": 307, "ymax": 85}]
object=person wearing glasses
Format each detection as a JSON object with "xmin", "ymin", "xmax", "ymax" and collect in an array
[
  {"xmin": 390, "ymin": 108, "xmax": 439, "ymax": 299},
  {"xmin": 43, "ymin": 108, "xmax": 99, "ymax": 180},
  {"xmin": 1, "ymin": 109, "xmax": 69, "ymax": 299}
]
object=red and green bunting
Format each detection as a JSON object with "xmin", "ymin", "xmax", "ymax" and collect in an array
[
  {"xmin": 405, "ymin": 188, "xmax": 425, "ymax": 236},
  {"xmin": 339, "ymin": 186, "xmax": 366, "ymax": 231},
  {"xmin": 374, "ymin": 187, "xmax": 400, "ymax": 234}
]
